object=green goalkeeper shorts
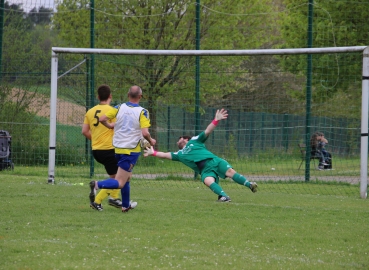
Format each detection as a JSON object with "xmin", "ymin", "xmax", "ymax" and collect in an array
[{"xmin": 200, "ymin": 157, "xmax": 233, "ymax": 183}]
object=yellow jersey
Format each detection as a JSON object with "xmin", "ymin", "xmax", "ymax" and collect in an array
[{"xmin": 83, "ymin": 104, "xmax": 116, "ymax": 150}]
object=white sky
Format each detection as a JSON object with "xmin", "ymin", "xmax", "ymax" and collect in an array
[{"xmin": 8, "ymin": 0, "xmax": 55, "ymax": 12}]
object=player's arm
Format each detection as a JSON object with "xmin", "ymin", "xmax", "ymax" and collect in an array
[
  {"xmin": 144, "ymin": 146, "xmax": 172, "ymax": 160},
  {"xmin": 99, "ymin": 107, "xmax": 117, "ymax": 129},
  {"xmin": 142, "ymin": 127, "xmax": 156, "ymax": 146},
  {"xmin": 81, "ymin": 123, "xmax": 91, "ymax": 140},
  {"xmin": 140, "ymin": 110, "xmax": 156, "ymax": 146},
  {"xmin": 82, "ymin": 114, "xmax": 91, "ymax": 140},
  {"xmin": 204, "ymin": 108, "xmax": 228, "ymax": 137},
  {"xmin": 99, "ymin": 115, "xmax": 114, "ymax": 129}
]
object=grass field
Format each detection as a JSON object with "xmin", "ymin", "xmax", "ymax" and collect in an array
[{"xmin": 1, "ymin": 171, "xmax": 368, "ymax": 269}]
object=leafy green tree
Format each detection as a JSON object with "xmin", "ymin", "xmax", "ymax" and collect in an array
[
  {"xmin": 53, "ymin": 0, "xmax": 275, "ymax": 140},
  {"xmin": 1, "ymin": 2, "xmax": 59, "ymax": 166},
  {"xmin": 278, "ymin": 0, "xmax": 369, "ymax": 114},
  {"xmin": 28, "ymin": 6, "xmax": 53, "ymax": 25},
  {"xmin": 3, "ymin": 2, "xmax": 32, "ymax": 29},
  {"xmin": 2, "ymin": 2, "xmax": 56, "ymax": 85},
  {"xmin": 3, "ymin": 26, "xmax": 51, "ymax": 85},
  {"xmin": 0, "ymin": 84, "xmax": 50, "ymax": 165}
]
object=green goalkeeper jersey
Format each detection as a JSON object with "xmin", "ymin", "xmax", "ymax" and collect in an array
[{"xmin": 170, "ymin": 131, "xmax": 218, "ymax": 173}]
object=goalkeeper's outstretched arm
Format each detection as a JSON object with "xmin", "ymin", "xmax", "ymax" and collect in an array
[
  {"xmin": 204, "ymin": 108, "xmax": 228, "ymax": 137},
  {"xmin": 144, "ymin": 146, "xmax": 172, "ymax": 160}
]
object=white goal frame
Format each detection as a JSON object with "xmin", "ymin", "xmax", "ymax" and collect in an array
[{"xmin": 48, "ymin": 46, "xmax": 369, "ymax": 199}]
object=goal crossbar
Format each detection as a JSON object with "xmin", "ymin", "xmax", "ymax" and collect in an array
[
  {"xmin": 52, "ymin": 46, "xmax": 367, "ymax": 56},
  {"xmin": 48, "ymin": 46, "xmax": 369, "ymax": 199}
]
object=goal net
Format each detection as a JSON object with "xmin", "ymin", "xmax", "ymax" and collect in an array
[{"xmin": 48, "ymin": 46, "xmax": 369, "ymax": 198}]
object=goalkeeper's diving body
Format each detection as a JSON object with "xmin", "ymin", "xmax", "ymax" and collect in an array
[{"xmin": 144, "ymin": 109, "xmax": 257, "ymax": 202}]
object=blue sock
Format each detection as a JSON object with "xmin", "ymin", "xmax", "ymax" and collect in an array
[
  {"xmin": 97, "ymin": 178, "xmax": 119, "ymax": 189},
  {"xmin": 120, "ymin": 181, "xmax": 130, "ymax": 208}
]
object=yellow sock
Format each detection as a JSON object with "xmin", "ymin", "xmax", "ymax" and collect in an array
[
  {"xmin": 110, "ymin": 189, "xmax": 120, "ymax": 199},
  {"xmin": 95, "ymin": 189, "xmax": 110, "ymax": 204}
]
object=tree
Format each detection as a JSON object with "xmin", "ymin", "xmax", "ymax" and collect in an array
[
  {"xmin": 3, "ymin": 24, "xmax": 53, "ymax": 85},
  {"xmin": 28, "ymin": 6, "xmax": 53, "ymax": 25},
  {"xmin": 3, "ymin": 2, "xmax": 31, "ymax": 28},
  {"xmin": 2, "ymin": 2, "xmax": 56, "ymax": 85},
  {"xmin": 278, "ymin": 0, "xmax": 369, "ymax": 115},
  {"xmin": 53, "ymin": 0, "xmax": 276, "ymax": 141}
]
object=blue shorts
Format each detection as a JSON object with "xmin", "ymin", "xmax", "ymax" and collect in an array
[{"xmin": 115, "ymin": 153, "xmax": 140, "ymax": 172}]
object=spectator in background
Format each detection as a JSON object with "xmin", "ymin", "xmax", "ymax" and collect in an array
[{"xmin": 310, "ymin": 131, "xmax": 332, "ymax": 170}]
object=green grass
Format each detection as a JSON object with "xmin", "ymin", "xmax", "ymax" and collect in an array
[
  {"xmin": 1, "ymin": 173, "xmax": 368, "ymax": 269},
  {"xmin": 4, "ymin": 155, "xmax": 361, "ymax": 198}
]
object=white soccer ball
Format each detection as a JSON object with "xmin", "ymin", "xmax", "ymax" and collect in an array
[{"xmin": 141, "ymin": 139, "xmax": 151, "ymax": 148}]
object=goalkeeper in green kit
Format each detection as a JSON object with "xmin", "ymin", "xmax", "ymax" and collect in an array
[{"xmin": 144, "ymin": 108, "xmax": 258, "ymax": 202}]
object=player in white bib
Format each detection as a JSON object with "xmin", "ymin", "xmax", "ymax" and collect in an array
[{"xmin": 89, "ymin": 86, "xmax": 156, "ymax": 212}]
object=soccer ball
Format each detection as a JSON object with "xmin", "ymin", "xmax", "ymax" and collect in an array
[{"xmin": 141, "ymin": 139, "xmax": 151, "ymax": 148}]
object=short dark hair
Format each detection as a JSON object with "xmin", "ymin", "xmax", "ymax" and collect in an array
[
  {"xmin": 180, "ymin": 136, "xmax": 192, "ymax": 141},
  {"xmin": 97, "ymin": 84, "xmax": 111, "ymax": 101}
]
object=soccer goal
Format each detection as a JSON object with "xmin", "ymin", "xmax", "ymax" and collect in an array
[{"xmin": 48, "ymin": 46, "xmax": 369, "ymax": 198}]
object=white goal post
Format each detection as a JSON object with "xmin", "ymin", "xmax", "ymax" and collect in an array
[{"xmin": 48, "ymin": 46, "xmax": 369, "ymax": 199}]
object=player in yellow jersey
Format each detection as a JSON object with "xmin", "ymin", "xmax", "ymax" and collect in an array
[
  {"xmin": 82, "ymin": 84, "xmax": 132, "ymax": 211},
  {"xmin": 88, "ymin": 85, "xmax": 156, "ymax": 212}
]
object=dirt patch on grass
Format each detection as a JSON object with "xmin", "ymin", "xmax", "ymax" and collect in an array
[
  {"xmin": 10, "ymin": 88, "xmax": 85, "ymax": 126},
  {"xmin": 36, "ymin": 99, "xmax": 85, "ymax": 126}
]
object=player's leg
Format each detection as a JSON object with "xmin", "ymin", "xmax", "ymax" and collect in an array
[
  {"xmin": 201, "ymin": 159, "xmax": 230, "ymax": 201},
  {"xmin": 221, "ymin": 162, "xmax": 258, "ymax": 193},
  {"xmin": 94, "ymin": 179, "xmax": 118, "ymax": 208},
  {"xmin": 90, "ymin": 150, "xmax": 120, "ymax": 207},
  {"xmin": 104, "ymin": 156, "xmax": 122, "ymax": 208},
  {"xmin": 120, "ymin": 184, "xmax": 137, "ymax": 212},
  {"xmin": 108, "ymin": 189, "xmax": 122, "ymax": 208},
  {"xmin": 227, "ymin": 168, "xmax": 258, "ymax": 193},
  {"xmin": 89, "ymin": 154, "xmax": 138, "ymax": 211},
  {"xmin": 91, "ymin": 189, "xmax": 108, "ymax": 211},
  {"xmin": 95, "ymin": 189, "xmax": 110, "ymax": 204},
  {"xmin": 89, "ymin": 166, "xmax": 130, "ymax": 207},
  {"xmin": 120, "ymin": 181, "xmax": 130, "ymax": 211},
  {"xmin": 225, "ymin": 168, "xmax": 251, "ymax": 187},
  {"xmin": 89, "ymin": 176, "xmax": 120, "ymax": 204},
  {"xmin": 102, "ymin": 149, "xmax": 120, "ymax": 201},
  {"xmin": 119, "ymin": 174, "xmax": 131, "ymax": 210},
  {"xmin": 116, "ymin": 154, "xmax": 140, "ymax": 212},
  {"xmin": 202, "ymin": 174, "xmax": 230, "ymax": 202},
  {"xmin": 92, "ymin": 153, "xmax": 131, "ymax": 190}
]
